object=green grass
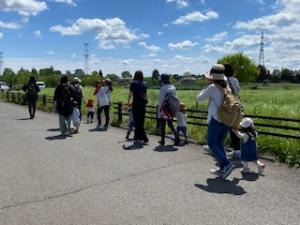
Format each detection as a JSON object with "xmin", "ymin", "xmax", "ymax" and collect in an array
[{"xmin": 2, "ymin": 83, "xmax": 300, "ymax": 167}]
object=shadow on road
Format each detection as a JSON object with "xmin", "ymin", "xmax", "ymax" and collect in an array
[
  {"xmin": 154, "ymin": 145, "xmax": 178, "ymax": 152},
  {"xmin": 45, "ymin": 135, "xmax": 67, "ymax": 141},
  {"xmin": 195, "ymin": 177, "xmax": 246, "ymax": 195},
  {"xmin": 122, "ymin": 142, "xmax": 144, "ymax": 150},
  {"xmin": 89, "ymin": 127, "xmax": 107, "ymax": 132},
  {"xmin": 15, "ymin": 118, "xmax": 31, "ymax": 120},
  {"xmin": 47, "ymin": 128, "xmax": 61, "ymax": 132},
  {"xmin": 241, "ymin": 172, "xmax": 260, "ymax": 181}
]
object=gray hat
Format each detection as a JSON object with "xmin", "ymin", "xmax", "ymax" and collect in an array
[{"xmin": 205, "ymin": 64, "xmax": 225, "ymax": 80}]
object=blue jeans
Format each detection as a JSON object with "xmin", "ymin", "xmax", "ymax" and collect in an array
[
  {"xmin": 176, "ymin": 126, "xmax": 188, "ymax": 141},
  {"xmin": 207, "ymin": 117, "xmax": 230, "ymax": 169}
]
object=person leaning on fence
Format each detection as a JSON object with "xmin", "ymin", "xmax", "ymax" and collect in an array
[
  {"xmin": 232, "ymin": 117, "xmax": 265, "ymax": 174},
  {"xmin": 175, "ymin": 102, "xmax": 189, "ymax": 145},
  {"xmin": 22, "ymin": 76, "xmax": 40, "ymax": 119},
  {"xmin": 223, "ymin": 63, "xmax": 242, "ymax": 159},
  {"xmin": 158, "ymin": 74, "xmax": 178, "ymax": 146},
  {"xmin": 196, "ymin": 64, "xmax": 234, "ymax": 179},
  {"xmin": 53, "ymin": 76, "xmax": 75, "ymax": 136},
  {"xmin": 96, "ymin": 78, "xmax": 113, "ymax": 130},
  {"xmin": 127, "ymin": 71, "xmax": 149, "ymax": 144}
]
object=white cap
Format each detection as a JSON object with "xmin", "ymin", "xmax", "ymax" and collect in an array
[
  {"xmin": 240, "ymin": 117, "xmax": 254, "ymax": 128},
  {"xmin": 74, "ymin": 77, "xmax": 81, "ymax": 83}
]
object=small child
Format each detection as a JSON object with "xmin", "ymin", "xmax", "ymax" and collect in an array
[
  {"xmin": 175, "ymin": 102, "xmax": 188, "ymax": 145},
  {"xmin": 233, "ymin": 117, "xmax": 265, "ymax": 174},
  {"xmin": 86, "ymin": 99, "xmax": 95, "ymax": 123},
  {"xmin": 126, "ymin": 103, "xmax": 135, "ymax": 140},
  {"xmin": 72, "ymin": 101, "xmax": 80, "ymax": 133}
]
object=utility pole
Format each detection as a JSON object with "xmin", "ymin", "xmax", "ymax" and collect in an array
[
  {"xmin": 259, "ymin": 31, "xmax": 265, "ymax": 66},
  {"xmin": 84, "ymin": 43, "xmax": 89, "ymax": 75}
]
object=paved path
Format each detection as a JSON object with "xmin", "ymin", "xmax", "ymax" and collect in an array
[{"xmin": 0, "ymin": 101, "xmax": 299, "ymax": 225}]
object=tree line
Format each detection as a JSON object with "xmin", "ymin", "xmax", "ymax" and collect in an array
[{"xmin": 1, "ymin": 53, "xmax": 299, "ymax": 89}]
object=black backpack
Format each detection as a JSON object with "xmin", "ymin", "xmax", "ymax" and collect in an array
[
  {"xmin": 57, "ymin": 85, "xmax": 73, "ymax": 116},
  {"xmin": 72, "ymin": 85, "xmax": 83, "ymax": 102},
  {"xmin": 27, "ymin": 83, "xmax": 37, "ymax": 98}
]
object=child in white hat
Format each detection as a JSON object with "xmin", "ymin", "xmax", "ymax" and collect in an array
[{"xmin": 233, "ymin": 117, "xmax": 265, "ymax": 174}]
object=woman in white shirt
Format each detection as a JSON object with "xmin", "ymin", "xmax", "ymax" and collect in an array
[
  {"xmin": 224, "ymin": 63, "xmax": 241, "ymax": 158},
  {"xmin": 96, "ymin": 79, "xmax": 113, "ymax": 130},
  {"xmin": 196, "ymin": 64, "xmax": 234, "ymax": 178}
]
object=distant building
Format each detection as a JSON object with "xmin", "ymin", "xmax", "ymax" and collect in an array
[
  {"xmin": 180, "ymin": 76, "xmax": 197, "ymax": 85},
  {"xmin": 117, "ymin": 77, "xmax": 132, "ymax": 85}
]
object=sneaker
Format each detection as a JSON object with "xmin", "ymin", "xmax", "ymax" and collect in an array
[
  {"xmin": 210, "ymin": 167, "xmax": 221, "ymax": 175},
  {"xmin": 258, "ymin": 164, "xmax": 265, "ymax": 175},
  {"xmin": 203, "ymin": 145, "xmax": 212, "ymax": 154},
  {"xmin": 183, "ymin": 140, "xmax": 189, "ymax": 145},
  {"xmin": 240, "ymin": 167, "xmax": 251, "ymax": 173},
  {"xmin": 220, "ymin": 164, "xmax": 235, "ymax": 178},
  {"xmin": 227, "ymin": 150, "xmax": 241, "ymax": 159}
]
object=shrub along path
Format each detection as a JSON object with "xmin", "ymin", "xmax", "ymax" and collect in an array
[{"xmin": 0, "ymin": 101, "xmax": 299, "ymax": 225}]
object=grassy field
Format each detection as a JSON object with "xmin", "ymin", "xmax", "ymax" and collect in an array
[{"xmin": 2, "ymin": 83, "xmax": 300, "ymax": 166}]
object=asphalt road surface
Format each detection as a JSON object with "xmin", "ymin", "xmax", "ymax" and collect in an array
[{"xmin": 0, "ymin": 101, "xmax": 299, "ymax": 225}]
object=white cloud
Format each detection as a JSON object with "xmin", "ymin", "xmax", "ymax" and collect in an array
[
  {"xmin": 0, "ymin": 32, "xmax": 3, "ymax": 39},
  {"xmin": 173, "ymin": 11, "xmax": 219, "ymax": 25},
  {"xmin": 174, "ymin": 55, "xmax": 192, "ymax": 62},
  {"xmin": 50, "ymin": 17, "xmax": 144, "ymax": 49},
  {"xmin": 166, "ymin": 0, "xmax": 189, "ymax": 8},
  {"xmin": 34, "ymin": 30, "xmax": 42, "ymax": 38},
  {"xmin": 71, "ymin": 53, "xmax": 76, "ymax": 58},
  {"xmin": 163, "ymin": 23, "xmax": 169, "ymax": 27},
  {"xmin": 121, "ymin": 59, "xmax": 134, "ymax": 65},
  {"xmin": 54, "ymin": 0, "xmax": 77, "ymax": 6},
  {"xmin": 157, "ymin": 31, "xmax": 163, "ymax": 36},
  {"xmin": 206, "ymin": 32, "xmax": 228, "ymax": 43},
  {"xmin": 0, "ymin": 0, "xmax": 47, "ymax": 16},
  {"xmin": 256, "ymin": 0, "xmax": 265, "ymax": 5},
  {"xmin": 168, "ymin": 40, "xmax": 198, "ymax": 49},
  {"xmin": 154, "ymin": 59, "xmax": 161, "ymax": 63},
  {"xmin": 48, "ymin": 51, "xmax": 54, "ymax": 55},
  {"xmin": 0, "ymin": 20, "xmax": 21, "ymax": 29},
  {"xmin": 139, "ymin": 42, "xmax": 161, "ymax": 52}
]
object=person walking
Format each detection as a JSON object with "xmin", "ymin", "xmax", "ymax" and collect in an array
[
  {"xmin": 22, "ymin": 76, "xmax": 40, "ymax": 119},
  {"xmin": 71, "ymin": 77, "xmax": 83, "ymax": 120},
  {"xmin": 86, "ymin": 99, "xmax": 95, "ymax": 123},
  {"xmin": 127, "ymin": 71, "xmax": 148, "ymax": 144},
  {"xmin": 53, "ymin": 76, "xmax": 74, "ymax": 136},
  {"xmin": 158, "ymin": 74, "xmax": 177, "ymax": 146},
  {"xmin": 96, "ymin": 78, "xmax": 113, "ymax": 130},
  {"xmin": 196, "ymin": 64, "xmax": 234, "ymax": 178},
  {"xmin": 175, "ymin": 102, "xmax": 189, "ymax": 145},
  {"xmin": 233, "ymin": 117, "xmax": 265, "ymax": 174},
  {"xmin": 223, "ymin": 63, "xmax": 242, "ymax": 159}
]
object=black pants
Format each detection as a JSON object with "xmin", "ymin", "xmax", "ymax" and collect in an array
[
  {"xmin": 160, "ymin": 119, "xmax": 177, "ymax": 143},
  {"xmin": 97, "ymin": 105, "xmax": 110, "ymax": 127},
  {"xmin": 28, "ymin": 98, "xmax": 37, "ymax": 119},
  {"xmin": 132, "ymin": 106, "xmax": 148, "ymax": 142},
  {"xmin": 87, "ymin": 112, "xmax": 94, "ymax": 121},
  {"xmin": 230, "ymin": 129, "xmax": 241, "ymax": 150}
]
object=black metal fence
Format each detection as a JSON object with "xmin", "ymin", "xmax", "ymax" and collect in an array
[
  {"xmin": 113, "ymin": 102, "xmax": 300, "ymax": 140},
  {"xmin": 1, "ymin": 91, "xmax": 299, "ymax": 140}
]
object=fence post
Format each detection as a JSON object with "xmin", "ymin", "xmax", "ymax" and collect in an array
[
  {"xmin": 117, "ymin": 102, "xmax": 123, "ymax": 123},
  {"xmin": 18, "ymin": 92, "xmax": 21, "ymax": 104},
  {"xmin": 42, "ymin": 95, "xmax": 47, "ymax": 107},
  {"xmin": 12, "ymin": 92, "xmax": 15, "ymax": 103},
  {"xmin": 6, "ymin": 91, "xmax": 9, "ymax": 102},
  {"xmin": 155, "ymin": 105, "xmax": 160, "ymax": 134}
]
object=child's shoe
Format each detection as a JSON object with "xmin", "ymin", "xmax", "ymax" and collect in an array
[
  {"xmin": 210, "ymin": 167, "xmax": 221, "ymax": 175},
  {"xmin": 258, "ymin": 164, "xmax": 265, "ymax": 175}
]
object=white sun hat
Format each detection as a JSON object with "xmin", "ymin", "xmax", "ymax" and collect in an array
[
  {"xmin": 74, "ymin": 77, "xmax": 81, "ymax": 83},
  {"xmin": 205, "ymin": 64, "xmax": 225, "ymax": 80},
  {"xmin": 240, "ymin": 117, "xmax": 254, "ymax": 128}
]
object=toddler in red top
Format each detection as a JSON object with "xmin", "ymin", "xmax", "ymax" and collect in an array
[{"xmin": 86, "ymin": 99, "xmax": 95, "ymax": 123}]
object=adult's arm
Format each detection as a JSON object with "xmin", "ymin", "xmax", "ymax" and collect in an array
[{"xmin": 196, "ymin": 85, "xmax": 212, "ymax": 102}]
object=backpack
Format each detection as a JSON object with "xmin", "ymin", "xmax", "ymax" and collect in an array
[
  {"xmin": 72, "ymin": 85, "xmax": 83, "ymax": 102},
  {"xmin": 162, "ymin": 93, "xmax": 180, "ymax": 117},
  {"xmin": 57, "ymin": 85, "xmax": 73, "ymax": 116},
  {"xmin": 215, "ymin": 84, "xmax": 243, "ymax": 128},
  {"xmin": 27, "ymin": 83, "xmax": 37, "ymax": 98}
]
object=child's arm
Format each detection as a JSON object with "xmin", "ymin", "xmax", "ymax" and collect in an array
[{"xmin": 232, "ymin": 129, "xmax": 249, "ymax": 143}]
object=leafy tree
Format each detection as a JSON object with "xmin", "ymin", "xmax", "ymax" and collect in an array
[
  {"xmin": 16, "ymin": 67, "xmax": 31, "ymax": 85},
  {"xmin": 1, "ymin": 68, "xmax": 16, "ymax": 88},
  {"xmin": 121, "ymin": 71, "xmax": 132, "ymax": 78},
  {"xmin": 31, "ymin": 68, "xmax": 38, "ymax": 77},
  {"xmin": 74, "ymin": 68, "xmax": 85, "ymax": 76},
  {"xmin": 218, "ymin": 53, "xmax": 258, "ymax": 82},
  {"xmin": 65, "ymin": 70, "xmax": 72, "ymax": 76},
  {"xmin": 105, "ymin": 73, "xmax": 119, "ymax": 82},
  {"xmin": 152, "ymin": 69, "xmax": 159, "ymax": 80},
  {"xmin": 281, "ymin": 68, "xmax": 294, "ymax": 82},
  {"xmin": 91, "ymin": 70, "xmax": 98, "ymax": 76}
]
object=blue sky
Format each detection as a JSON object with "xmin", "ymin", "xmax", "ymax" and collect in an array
[{"xmin": 1, "ymin": 0, "xmax": 300, "ymax": 75}]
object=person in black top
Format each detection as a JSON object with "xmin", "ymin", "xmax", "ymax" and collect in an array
[
  {"xmin": 53, "ymin": 76, "xmax": 74, "ymax": 135},
  {"xmin": 127, "ymin": 71, "xmax": 148, "ymax": 143},
  {"xmin": 22, "ymin": 76, "xmax": 40, "ymax": 119}
]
